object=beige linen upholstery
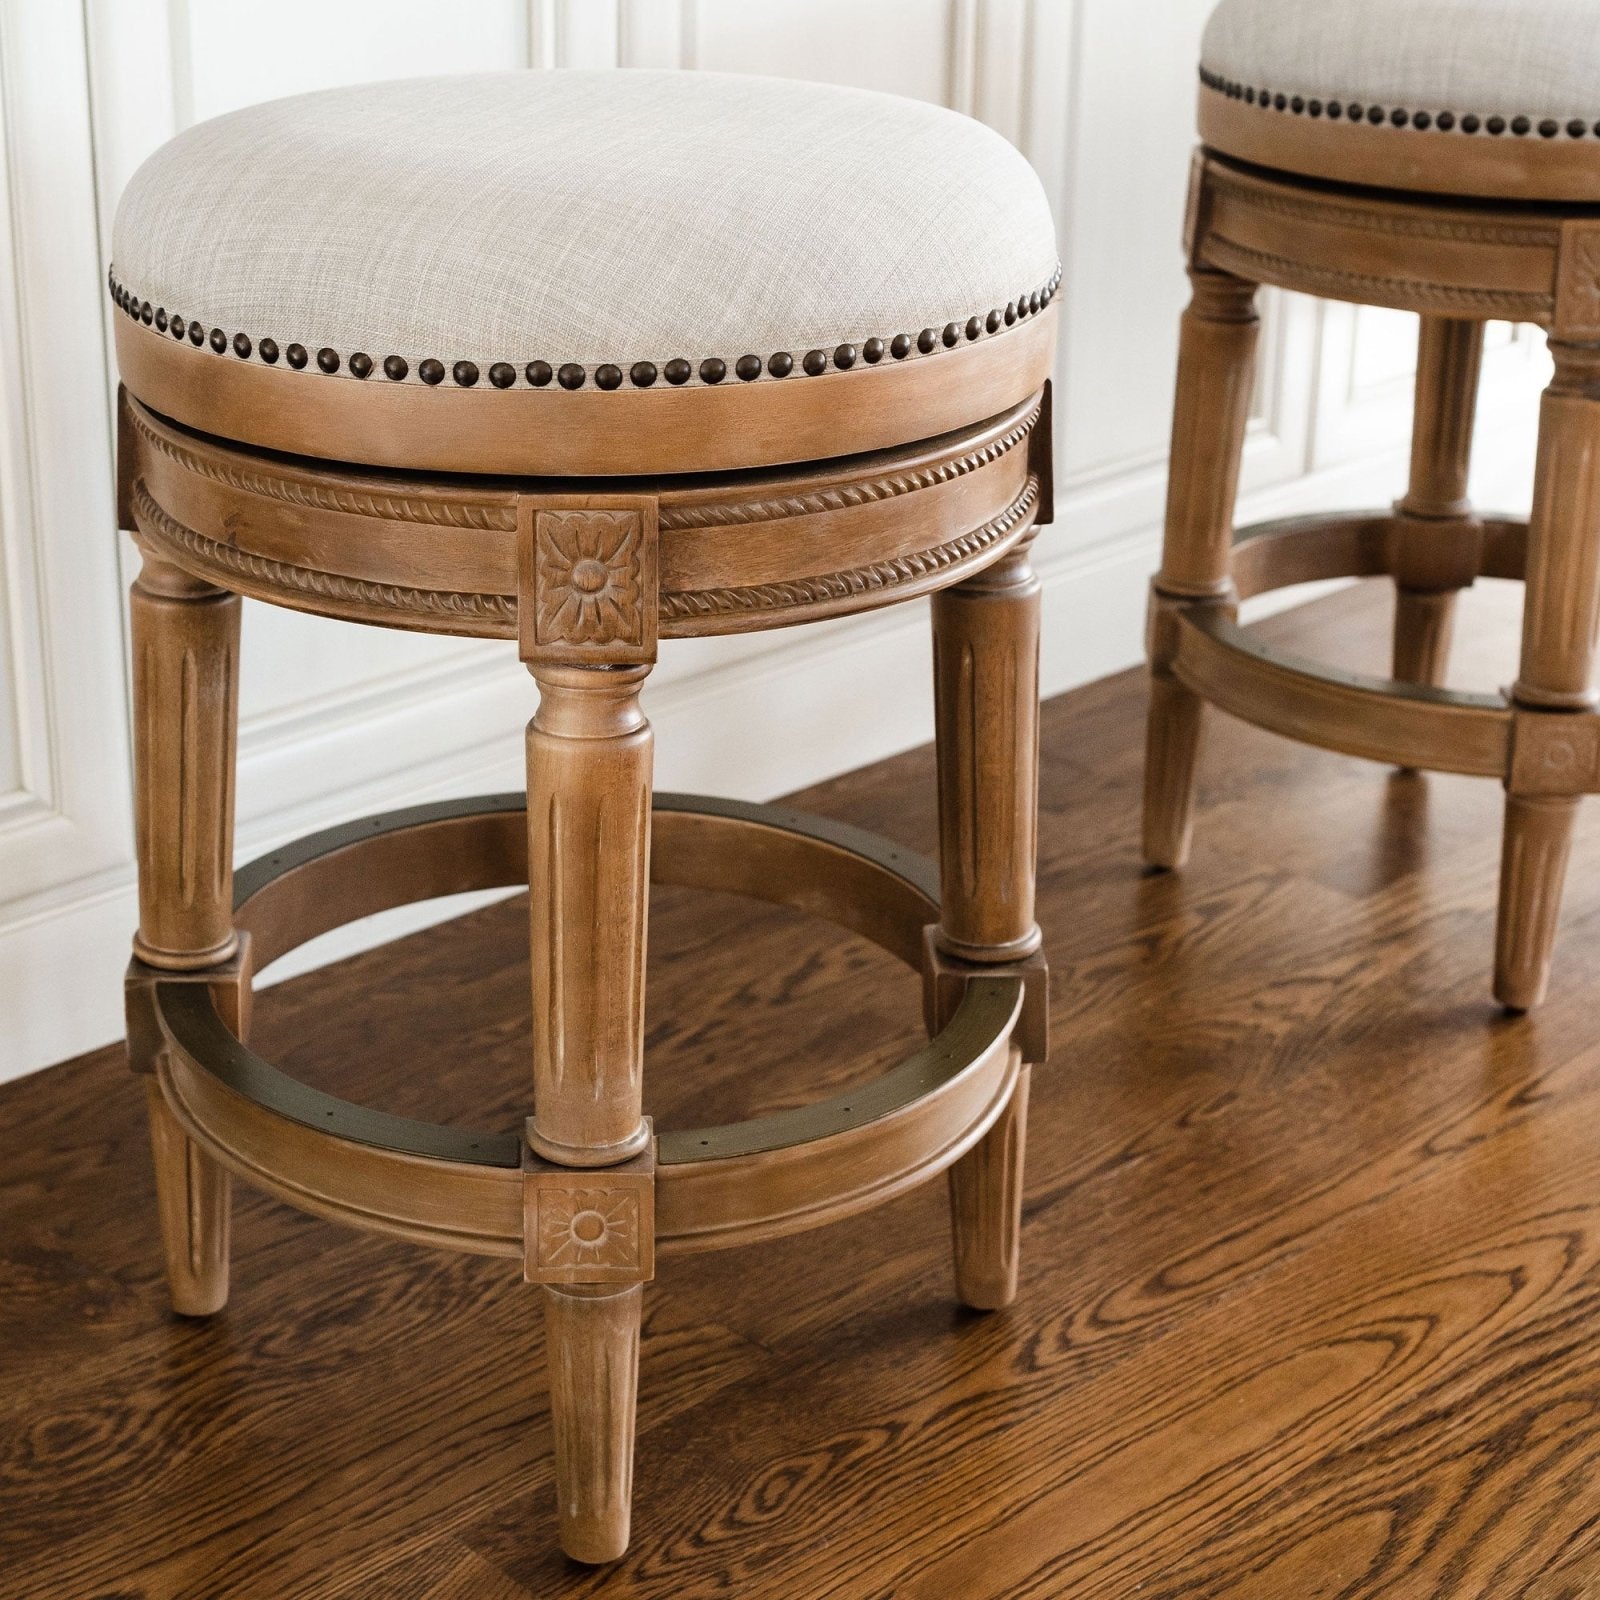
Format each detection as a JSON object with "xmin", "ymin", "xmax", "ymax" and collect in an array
[
  {"xmin": 112, "ymin": 69, "xmax": 1058, "ymax": 388},
  {"xmin": 1202, "ymin": 0, "xmax": 1600, "ymax": 123}
]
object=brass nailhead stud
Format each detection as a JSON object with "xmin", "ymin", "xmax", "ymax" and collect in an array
[
  {"xmin": 349, "ymin": 351, "xmax": 373, "ymax": 378},
  {"xmin": 863, "ymin": 337, "xmax": 885, "ymax": 363},
  {"xmin": 985, "ymin": 310, "xmax": 1002, "ymax": 334},
  {"xmin": 1005, "ymin": 302, "xmax": 1018, "ymax": 325},
  {"xmin": 527, "ymin": 360, "xmax": 553, "ymax": 387},
  {"xmin": 699, "ymin": 357, "xmax": 726, "ymax": 384},
  {"xmin": 209, "ymin": 328, "xmax": 227, "ymax": 353},
  {"xmin": 557, "ymin": 362, "xmax": 586, "ymax": 389},
  {"xmin": 453, "ymin": 359, "xmax": 479, "ymax": 387},
  {"xmin": 596, "ymin": 363, "xmax": 623, "ymax": 390},
  {"xmin": 941, "ymin": 323, "xmax": 960, "ymax": 347},
  {"xmin": 768, "ymin": 351, "xmax": 794, "ymax": 377},
  {"xmin": 630, "ymin": 361, "xmax": 658, "ymax": 387},
  {"xmin": 316, "ymin": 347, "xmax": 340, "ymax": 373},
  {"xmin": 664, "ymin": 358, "xmax": 691, "ymax": 385},
  {"xmin": 489, "ymin": 361, "xmax": 516, "ymax": 388},
  {"xmin": 233, "ymin": 332, "xmax": 251, "ymax": 358},
  {"xmin": 833, "ymin": 343, "xmax": 857, "ymax": 370},
  {"xmin": 965, "ymin": 315, "xmax": 982, "ymax": 340},
  {"xmin": 802, "ymin": 348, "xmax": 828, "ymax": 376},
  {"xmin": 286, "ymin": 342, "xmax": 308, "ymax": 368},
  {"xmin": 917, "ymin": 328, "xmax": 937, "ymax": 354},
  {"xmin": 418, "ymin": 358, "xmax": 445, "ymax": 385},
  {"xmin": 259, "ymin": 338, "xmax": 279, "ymax": 364},
  {"xmin": 383, "ymin": 354, "xmax": 408, "ymax": 380},
  {"xmin": 889, "ymin": 334, "xmax": 912, "ymax": 359},
  {"xmin": 735, "ymin": 353, "xmax": 763, "ymax": 380}
]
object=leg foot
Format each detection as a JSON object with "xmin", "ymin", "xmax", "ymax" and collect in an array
[
  {"xmin": 1495, "ymin": 794, "xmax": 1578, "ymax": 1011},
  {"xmin": 1392, "ymin": 587, "xmax": 1458, "ymax": 689},
  {"xmin": 144, "ymin": 1079, "xmax": 230, "ymax": 1316},
  {"xmin": 1143, "ymin": 671, "xmax": 1205, "ymax": 868},
  {"xmin": 545, "ymin": 1283, "xmax": 642, "ymax": 1564},
  {"xmin": 950, "ymin": 1066, "xmax": 1030, "ymax": 1310}
]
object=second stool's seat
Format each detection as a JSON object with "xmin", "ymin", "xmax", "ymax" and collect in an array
[
  {"xmin": 111, "ymin": 69, "xmax": 1059, "ymax": 476},
  {"xmin": 1199, "ymin": 0, "xmax": 1600, "ymax": 200}
]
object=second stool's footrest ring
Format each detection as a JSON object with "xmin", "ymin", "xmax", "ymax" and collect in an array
[{"xmin": 148, "ymin": 793, "xmax": 1026, "ymax": 1262}]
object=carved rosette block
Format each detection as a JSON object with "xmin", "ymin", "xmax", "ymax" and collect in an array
[
  {"xmin": 523, "ymin": 1130, "xmax": 656, "ymax": 1287},
  {"xmin": 1554, "ymin": 221, "xmax": 1600, "ymax": 343},
  {"xmin": 518, "ymin": 496, "xmax": 659, "ymax": 666}
]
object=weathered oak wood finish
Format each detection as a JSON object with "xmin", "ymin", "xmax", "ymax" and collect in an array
[
  {"xmin": 116, "ymin": 294, "xmax": 1053, "ymax": 1560},
  {"xmin": 1143, "ymin": 146, "xmax": 1600, "ymax": 1006}
]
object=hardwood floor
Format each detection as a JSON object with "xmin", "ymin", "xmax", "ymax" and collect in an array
[{"xmin": 6, "ymin": 576, "xmax": 1600, "ymax": 1598}]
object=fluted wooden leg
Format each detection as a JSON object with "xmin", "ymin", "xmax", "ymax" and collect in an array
[
  {"xmin": 544, "ymin": 1284, "xmax": 643, "ymax": 1563},
  {"xmin": 525, "ymin": 661, "xmax": 653, "ymax": 1562},
  {"xmin": 1496, "ymin": 341, "xmax": 1600, "ymax": 1010},
  {"xmin": 932, "ymin": 543, "xmax": 1043, "ymax": 1311},
  {"xmin": 1392, "ymin": 317, "xmax": 1485, "ymax": 690},
  {"xmin": 127, "ymin": 551, "xmax": 241, "ymax": 1317},
  {"xmin": 143, "ymin": 1080, "xmax": 231, "ymax": 1316},
  {"xmin": 1143, "ymin": 267, "xmax": 1259, "ymax": 868}
]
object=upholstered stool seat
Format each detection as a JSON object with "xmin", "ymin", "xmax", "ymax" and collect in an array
[
  {"xmin": 1199, "ymin": 0, "xmax": 1600, "ymax": 200},
  {"xmin": 1144, "ymin": 0, "xmax": 1600, "ymax": 1010},
  {"xmin": 111, "ymin": 70, "xmax": 1058, "ymax": 475},
  {"xmin": 115, "ymin": 68, "xmax": 1055, "ymax": 1566}
]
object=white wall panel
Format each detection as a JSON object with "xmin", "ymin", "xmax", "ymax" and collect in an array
[{"xmin": 0, "ymin": 0, "xmax": 1553, "ymax": 1079}]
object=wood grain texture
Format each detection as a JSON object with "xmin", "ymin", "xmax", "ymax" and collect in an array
[{"xmin": 10, "ymin": 580, "xmax": 1600, "ymax": 1596}]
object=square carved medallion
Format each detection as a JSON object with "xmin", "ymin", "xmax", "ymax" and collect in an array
[
  {"xmin": 517, "ymin": 495, "xmax": 659, "ymax": 665},
  {"xmin": 522, "ymin": 1131, "xmax": 656, "ymax": 1286}
]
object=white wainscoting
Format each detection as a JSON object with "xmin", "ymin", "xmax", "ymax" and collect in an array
[{"xmin": 0, "ymin": 0, "xmax": 1549, "ymax": 1081}]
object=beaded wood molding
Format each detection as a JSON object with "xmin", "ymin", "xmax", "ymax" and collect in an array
[
  {"xmin": 123, "ymin": 390, "xmax": 1048, "ymax": 641},
  {"xmin": 108, "ymin": 263, "xmax": 1060, "ymax": 391},
  {"xmin": 1190, "ymin": 153, "xmax": 1587, "ymax": 331}
]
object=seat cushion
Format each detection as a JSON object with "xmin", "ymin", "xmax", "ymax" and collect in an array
[
  {"xmin": 1197, "ymin": 0, "xmax": 1600, "ymax": 201},
  {"xmin": 110, "ymin": 70, "xmax": 1058, "ymax": 476}
]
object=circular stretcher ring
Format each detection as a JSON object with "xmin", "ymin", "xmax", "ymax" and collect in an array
[{"xmin": 150, "ymin": 793, "xmax": 1025, "ymax": 1257}]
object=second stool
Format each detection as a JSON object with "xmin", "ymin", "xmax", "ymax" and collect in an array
[{"xmin": 1146, "ymin": 0, "xmax": 1600, "ymax": 1009}]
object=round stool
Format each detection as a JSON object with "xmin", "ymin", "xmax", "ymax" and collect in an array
[
  {"xmin": 1144, "ymin": 0, "xmax": 1600, "ymax": 1010},
  {"xmin": 112, "ymin": 70, "xmax": 1057, "ymax": 1562}
]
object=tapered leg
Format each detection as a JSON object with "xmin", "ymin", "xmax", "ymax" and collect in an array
[
  {"xmin": 931, "ymin": 544, "xmax": 1042, "ymax": 1310},
  {"xmin": 1392, "ymin": 317, "xmax": 1485, "ymax": 689},
  {"xmin": 525, "ymin": 662, "xmax": 652, "ymax": 1562},
  {"xmin": 127, "ymin": 551, "xmax": 241, "ymax": 1316},
  {"xmin": 1142, "ymin": 267, "xmax": 1259, "ymax": 868},
  {"xmin": 1495, "ymin": 341, "xmax": 1600, "ymax": 1009},
  {"xmin": 544, "ymin": 1284, "xmax": 643, "ymax": 1563},
  {"xmin": 144, "ymin": 1080, "xmax": 231, "ymax": 1315}
]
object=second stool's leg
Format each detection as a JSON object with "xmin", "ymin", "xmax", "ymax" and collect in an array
[
  {"xmin": 1143, "ymin": 268, "xmax": 1260, "ymax": 868},
  {"xmin": 128, "ymin": 552, "xmax": 241, "ymax": 1317},
  {"xmin": 932, "ymin": 544, "xmax": 1042, "ymax": 1310},
  {"xmin": 1393, "ymin": 317, "xmax": 1485, "ymax": 687},
  {"xmin": 526, "ymin": 663, "xmax": 652, "ymax": 1563},
  {"xmin": 1496, "ymin": 342, "xmax": 1600, "ymax": 1009}
]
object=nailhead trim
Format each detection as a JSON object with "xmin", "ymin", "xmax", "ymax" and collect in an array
[
  {"xmin": 105, "ymin": 263, "xmax": 1062, "ymax": 390},
  {"xmin": 1201, "ymin": 66, "xmax": 1600, "ymax": 141}
]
